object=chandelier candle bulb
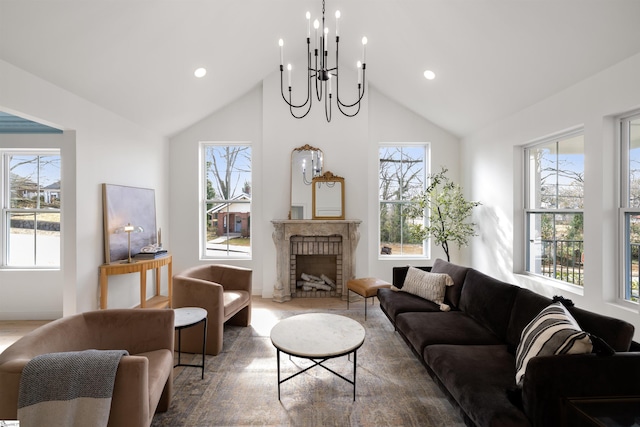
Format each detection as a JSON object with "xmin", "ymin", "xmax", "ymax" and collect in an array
[
  {"xmin": 324, "ymin": 28, "xmax": 329, "ymax": 53},
  {"xmin": 357, "ymin": 61, "xmax": 362, "ymax": 84},
  {"xmin": 306, "ymin": 12, "xmax": 311, "ymax": 38},
  {"xmin": 362, "ymin": 37, "xmax": 367, "ymax": 64},
  {"xmin": 335, "ymin": 10, "xmax": 340, "ymax": 36},
  {"xmin": 287, "ymin": 64, "xmax": 292, "ymax": 87},
  {"xmin": 279, "ymin": 39, "xmax": 284, "ymax": 65}
]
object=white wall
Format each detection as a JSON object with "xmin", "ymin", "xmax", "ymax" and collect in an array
[
  {"xmin": 0, "ymin": 60, "xmax": 169, "ymax": 318},
  {"xmin": 168, "ymin": 70, "xmax": 460, "ymax": 297},
  {"xmin": 462, "ymin": 52, "xmax": 640, "ymax": 339},
  {"xmin": 168, "ymin": 84, "xmax": 263, "ymax": 279}
]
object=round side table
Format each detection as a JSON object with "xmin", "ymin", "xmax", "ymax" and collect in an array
[{"xmin": 174, "ymin": 307, "xmax": 208, "ymax": 379}]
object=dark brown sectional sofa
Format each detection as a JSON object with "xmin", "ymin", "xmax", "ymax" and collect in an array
[{"xmin": 378, "ymin": 259, "xmax": 640, "ymax": 427}]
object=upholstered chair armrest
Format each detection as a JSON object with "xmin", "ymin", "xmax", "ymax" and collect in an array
[
  {"xmin": 108, "ymin": 355, "xmax": 150, "ymax": 427},
  {"xmin": 0, "ymin": 359, "xmax": 29, "ymax": 418},
  {"xmin": 173, "ymin": 275, "xmax": 224, "ymax": 321},
  {"xmin": 522, "ymin": 353, "xmax": 640, "ymax": 426},
  {"xmin": 83, "ymin": 309, "xmax": 175, "ymax": 356},
  {"xmin": 0, "ymin": 358, "xmax": 29, "ymax": 374}
]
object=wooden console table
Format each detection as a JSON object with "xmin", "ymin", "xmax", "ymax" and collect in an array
[{"xmin": 99, "ymin": 255, "xmax": 173, "ymax": 309}]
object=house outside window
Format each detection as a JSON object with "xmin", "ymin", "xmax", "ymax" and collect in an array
[
  {"xmin": 620, "ymin": 111, "xmax": 640, "ymax": 303},
  {"xmin": 1, "ymin": 150, "xmax": 61, "ymax": 267},
  {"xmin": 379, "ymin": 144, "xmax": 427, "ymax": 257},
  {"xmin": 524, "ymin": 131, "xmax": 584, "ymax": 286},
  {"xmin": 201, "ymin": 143, "xmax": 251, "ymax": 258}
]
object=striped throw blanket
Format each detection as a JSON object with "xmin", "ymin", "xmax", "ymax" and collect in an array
[{"xmin": 17, "ymin": 349, "xmax": 128, "ymax": 427}]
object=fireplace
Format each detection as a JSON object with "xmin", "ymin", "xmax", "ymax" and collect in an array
[
  {"xmin": 271, "ymin": 220, "xmax": 361, "ymax": 302},
  {"xmin": 290, "ymin": 236, "xmax": 342, "ymax": 297}
]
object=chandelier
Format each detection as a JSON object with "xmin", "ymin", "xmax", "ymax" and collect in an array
[{"xmin": 278, "ymin": 0, "xmax": 368, "ymax": 122}]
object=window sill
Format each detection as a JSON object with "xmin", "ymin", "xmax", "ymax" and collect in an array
[
  {"xmin": 378, "ymin": 255, "xmax": 430, "ymax": 262},
  {"xmin": 515, "ymin": 272, "xmax": 585, "ymax": 297},
  {"xmin": 201, "ymin": 255, "xmax": 252, "ymax": 261},
  {"xmin": 607, "ymin": 298, "xmax": 639, "ymax": 313}
]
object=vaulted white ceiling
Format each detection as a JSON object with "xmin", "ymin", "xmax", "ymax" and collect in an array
[{"xmin": 2, "ymin": 0, "xmax": 640, "ymax": 138}]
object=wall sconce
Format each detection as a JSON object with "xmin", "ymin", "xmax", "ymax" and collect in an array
[{"xmin": 115, "ymin": 222, "xmax": 144, "ymax": 263}]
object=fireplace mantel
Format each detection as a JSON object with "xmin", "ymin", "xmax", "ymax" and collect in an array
[{"xmin": 271, "ymin": 220, "xmax": 361, "ymax": 302}]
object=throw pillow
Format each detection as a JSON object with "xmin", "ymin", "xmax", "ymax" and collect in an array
[
  {"xmin": 401, "ymin": 266, "xmax": 454, "ymax": 311},
  {"xmin": 589, "ymin": 334, "xmax": 615, "ymax": 356},
  {"xmin": 515, "ymin": 302, "xmax": 593, "ymax": 387}
]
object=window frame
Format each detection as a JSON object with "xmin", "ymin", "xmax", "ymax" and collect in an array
[
  {"xmin": 523, "ymin": 129, "xmax": 585, "ymax": 288},
  {"xmin": 618, "ymin": 110, "xmax": 640, "ymax": 305},
  {"xmin": 1, "ymin": 149, "xmax": 62, "ymax": 269},
  {"xmin": 378, "ymin": 143, "xmax": 429, "ymax": 260},
  {"xmin": 200, "ymin": 141, "xmax": 252, "ymax": 260}
]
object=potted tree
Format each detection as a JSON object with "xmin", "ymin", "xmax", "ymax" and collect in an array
[{"xmin": 404, "ymin": 167, "xmax": 481, "ymax": 262}]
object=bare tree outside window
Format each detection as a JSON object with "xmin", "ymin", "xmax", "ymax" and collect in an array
[
  {"xmin": 202, "ymin": 144, "xmax": 252, "ymax": 258},
  {"xmin": 4, "ymin": 152, "xmax": 61, "ymax": 267},
  {"xmin": 526, "ymin": 133, "xmax": 584, "ymax": 286},
  {"xmin": 379, "ymin": 145, "xmax": 426, "ymax": 256}
]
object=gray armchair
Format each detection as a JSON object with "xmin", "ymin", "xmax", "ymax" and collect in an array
[{"xmin": 172, "ymin": 264, "xmax": 252, "ymax": 356}]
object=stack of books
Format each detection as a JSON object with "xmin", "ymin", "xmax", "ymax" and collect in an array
[{"xmin": 133, "ymin": 249, "xmax": 168, "ymax": 260}]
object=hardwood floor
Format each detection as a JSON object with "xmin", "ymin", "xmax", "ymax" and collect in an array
[
  {"xmin": 0, "ymin": 296, "xmax": 357, "ymax": 354},
  {"xmin": 0, "ymin": 320, "xmax": 50, "ymax": 354}
]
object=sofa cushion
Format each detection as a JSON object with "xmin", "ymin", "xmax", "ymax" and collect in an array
[
  {"xmin": 395, "ymin": 311, "xmax": 503, "ymax": 357},
  {"xmin": 423, "ymin": 344, "xmax": 530, "ymax": 427},
  {"xmin": 459, "ymin": 269, "xmax": 519, "ymax": 341},
  {"xmin": 378, "ymin": 288, "xmax": 442, "ymax": 323},
  {"xmin": 223, "ymin": 290, "xmax": 251, "ymax": 320},
  {"xmin": 430, "ymin": 258, "xmax": 470, "ymax": 308},
  {"xmin": 515, "ymin": 302, "xmax": 592, "ymax": 387},
  {"xmin": 400, "ymin": 266, "xmax": 454, "ymax": 311},
  {"xmin": 505, "ymin": 288, "xmax": 552, "ymax": 351}
]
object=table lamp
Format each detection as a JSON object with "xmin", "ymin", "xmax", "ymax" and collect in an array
[{"xmin": 115, "ymin": 223, "xmax": 144, "ymax": 263}]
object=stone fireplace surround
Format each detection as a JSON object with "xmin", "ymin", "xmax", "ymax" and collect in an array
[{"xmin": 271, "ymin": 220, "xmax": 361, "ymax": 302}]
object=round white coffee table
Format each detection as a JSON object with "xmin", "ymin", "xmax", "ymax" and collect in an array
[
  {"xmin": 270, "ymin": 312, "xmax": 366, "ymax": 400},
  {"xmin": 174, "ymin": 307, "xmax": 208, "ymax": 379}
]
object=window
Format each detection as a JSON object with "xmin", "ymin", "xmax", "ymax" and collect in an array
[
  {"xmin": 524, "ymin": 131, "xmax": 584, "ymax": 286},
  {"xmin": 620, "ymin": 111, "xmax": 640, "ymax": 303},
  {"xmin": 379, "ymin": 145, "xmax": 427, "ymax": 257},
  {"xmin": 1, "ymin": 150, "xmax": 61, "ymax": 267},
  {"xmin": 201, "ymin": 143, "xmax": 251, "ymax": 258}
]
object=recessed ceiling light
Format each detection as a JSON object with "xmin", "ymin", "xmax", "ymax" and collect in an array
[
  {"xmin": 423, "ymin": 70, "xmax": 436, "ymax": 80},
  {"xmin": 194, "ymin": 68, "xmax": 207, "ymax": 78}
]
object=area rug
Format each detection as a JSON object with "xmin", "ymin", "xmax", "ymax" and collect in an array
[{"xmin": 151, "ymin": 303, "xmax": 465, "ymax": 427}]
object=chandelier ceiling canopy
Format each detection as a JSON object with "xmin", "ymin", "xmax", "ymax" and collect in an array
[{"xmin": 278, "ymin": 0, "xmax": 368, "ymax": 122}]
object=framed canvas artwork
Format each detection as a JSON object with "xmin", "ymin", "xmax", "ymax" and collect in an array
[{"xmin": 102, "ymin": 184, "xmax": 157, "ymax": 263}]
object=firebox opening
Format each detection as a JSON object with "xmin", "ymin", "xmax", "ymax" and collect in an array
[{"xmin": 292, "ymin": 254, "xmax": 341, "ymax": 298}]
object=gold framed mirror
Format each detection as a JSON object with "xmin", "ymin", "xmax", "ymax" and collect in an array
[
  {"xmin": 290, "ymin": 144, "xmax": 323, "ymax": 219},
  {"xmin": 312, "ymin": 171, "xmax": 345, "ymax": 220}
]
